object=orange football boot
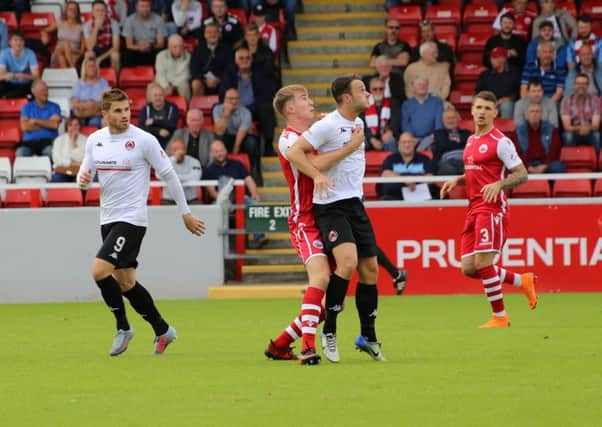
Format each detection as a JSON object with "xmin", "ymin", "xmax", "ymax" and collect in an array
[
  {"xmin": 520, "ymin": 273, "xmax": 538, "ymax": 310},
  {"xmin": 479, "ymin": 315, "xmax": 511, "ymax": 328}
]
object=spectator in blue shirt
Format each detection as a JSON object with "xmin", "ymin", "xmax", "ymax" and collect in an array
[
  {"xmin": 0, "ymin": 20, "xmax": 8, "ymax": 51},
  {"xmin": 521, "ymin": 40, "xmax": 565, "ymax": 103},
  {"xmin": 401, "ymin": 76, "xmax": 443, "ymax": 151},
  {"xmin": 0, "ymin": 32, "xmax": 39, "ymax": 98},
  {"xmin": 525, "ymin": 21, "xmax": 568, "ymax": 71},
  {"xmin": 18, "ymin": 80, "xmax": 62, "ymax": 157}
]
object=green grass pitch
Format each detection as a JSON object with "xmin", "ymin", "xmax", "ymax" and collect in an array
[{"xmin": 1, "ymin": 293, "xmax": 601, "ymax": 426}]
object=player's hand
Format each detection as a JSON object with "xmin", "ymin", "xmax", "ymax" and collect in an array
[
  {"xmin": 349, "ymin": 126, "xmax": 364, "ymax": 150},
  {"xmin": 439, "ymin": 178, "xmax": 456, "ymax": 199},
  {"xmin": 313, "ymin": 173, "xmax": 334, "ymax": 200},
  {"xmin": 183, "ymin": 213, "xmax": 206, "ymax": 236},
  {"xmin": 78, "ymin": 168, "xmax": 92, "ymax": 188},
  {"xmin": 481, "ymin": 181, "xmax": 502, "ymax": 203}
]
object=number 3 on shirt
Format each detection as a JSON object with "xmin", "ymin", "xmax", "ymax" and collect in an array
[{"xmin": 479, "ymin": 228, "xmax": 490, "ymax": 243}]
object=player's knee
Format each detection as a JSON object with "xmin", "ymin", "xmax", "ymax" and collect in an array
[
  {"xmin": 462, "ymin": 265, "xmax": 477, "ymax": 278},
  {"xmin": 336, "ymin": 256, "xmax": 357, "ymax": 279},
  {"xmin": 116, "ymin": 278, "xmax": 135, "ymax": 292}
]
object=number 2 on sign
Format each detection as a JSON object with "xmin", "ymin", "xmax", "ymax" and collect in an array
[{"xmin": 268, "ymin": 219, "xmax": 276, "ymax": 231}]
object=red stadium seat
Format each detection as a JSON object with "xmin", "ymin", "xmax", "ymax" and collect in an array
[
  {"xmin": 147, "ymin": 186, "xmax": 162, "ymax": 205},
  {"xmin": 457, "ymin": 32, "xmax": 489, "ymax": 64},
  {"xmin": 0, "ymin": 98, "xmax": 28, "ymax": 119},
  {"xmin": 463, "ymin": 4, "xmax": 498, "ymax": 33},
  {"xmin": 85, "ymin": 187, "xmax": 100, "ymax": 206},
  {"xmin": 560, "ymin": 146, "xmax": 597, "ymax": 172},
  {"xmin": 449, "ymin": 90, "xmax": 474, "ymax": 119},
  {"xmin": 553, "ymin": 179, "xmax": 592, "ymax": 197},
  {"xmin": 119, "ymin": 66, "xmax": 154, "ymax": 99},
  {"xmin": 228, "ymin": 153, "xmax": 251, "ymax": 173},
  {"xmin": 436, "ymin": 32, "xmax": 457, "ymax": 54},
  {"xmin": 557, "ymin": 1, "xmax": 577, "ymax": 18},
  {"xmin": 81, "ymin": 11, "xmax": 92, "ymax": 22},
  {"xmin": 398, "ymin": 27, "xmax": 419, "ymax": 48},
  {"xmin": 0, "ymin": 128, "xmax": 21, "ymax": 148},
  {"xmin": 425, "ymin": 5, "xmax": 462, "ymax": 28},
  {"xmin": 453, "ymin": 62, "xmax": 485, "ymax": 91},
  {"xmin": 183, "ymin": 36, "xmax": 199, "ymax": 53},
  {"xmin": 228, "ymin": 8, "xmax": 247, "ymax": 28},
  {"xmin": 166, "ymin": 95, "xmax": 188, "ymax": 127},
  {"xmin": 594, "ymin": 179, "xmax": 602, "ymax": 197},
  {"xmin": 511, "ymin": 180, "xmax": 551, "ymax": 198},
  {"xmin": 0, "ymin": 11, "xmax": 18, "ymax": 32},
  {"xmin": 503, "ymin": 2, "xmax": 538, "ymax": 12},
  {"xmin": 45, "ymin": 188, "xmax": 83, "ymax": 207},
  {"xmin": 417, "ymin": 149, "xmax": 433, "ymax": 160},
  {"xmin": 434, "ymin": 24, "xmax": 458, "ymax": 38},
  {"xmin": 99, "ymin": 67, "xmax": 118, "ymax": 88},
  {"xmin": 0, "ymin": 191, "xmax": 2, "ymax": 207},
  {"xmin": 129, "ymin": 96, "xmax": 148, "ymax": 119},
  {"xmin": 437, "ymin": 0, "xmax": 463, "ymax": 6},
  {"xmin": 494, "ymin": 118, "xmax": 515, "ymax": 133},
  {"xmin": 19, "ymin": 12, "xmax": 56, "ymax": 40},
  {"xmin": 80, "ymin": 126, "xmax": 98, "ymax": 136},
  {"xmin": 190, "ymin": 95, "xmax": 219, "ymax": 116},
  {"xmin": 0, "ymin": 148, "xmax": 16, "ymax": 165},
  {"xmin": 202, "ymin": 115, "xmax": 213, "ymax": 130},
  {"xmin": 387, "ymin": 5, "xmax": 422, "ymax": 28},
  {"xmin": 580, "ymin": 1, "xmax": 602, "ymax": 21},
  {"xmin": 459, "ymin": 119, "xmax": 475, "ymax": 132},
  {"xmin": 365, "ymin": 151, "xmax": 391, "ymax": 175},
  {"xmin": 5, "ymin": 189, "xmax": 42, "ymax": 208},
  {"xmin": 363, "ymin": 182, "xmax": 379, "ymax": 201}
]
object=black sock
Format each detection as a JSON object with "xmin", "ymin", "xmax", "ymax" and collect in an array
[
  {"xmin": 377, "ymin": 246, "xmax": 398, "ymax": 279},
  {"xmin": 96, "ymin": 276, "xmax": 130, "ymax": 331},
  {"xmin": 123, "ymin": 282, "xmax": 169, "ymax": 336},
  {"xmin": 322, "ymin": 274, "xmax": 349, "ymax": 335},
  {"xmin": 355, "ymin": 282, "xmax": 378, "ymax": 342}
]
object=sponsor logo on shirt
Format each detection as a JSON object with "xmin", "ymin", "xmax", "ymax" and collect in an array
[
  {"xmin": 125, "ymin": 140, "xmax": 136, "ymax": 151},
  {"xmin": 479, "ymin": 144, "xmax": 488, "ymax": 154},
  {"xmin": 328, "ymin": 230, "xmax": 338, "ymax": 242},
  {"xmin": 313, "ymin": 240, "xmax": 324, "ymax": 249},
  {"xmin": 96, "ymin": 142, "xmax": 103, "ymax": 147}
]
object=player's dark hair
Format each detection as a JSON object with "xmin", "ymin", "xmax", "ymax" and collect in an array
[
  {"xmin": 500, "ymin": 12, "xmax": 515, "ymax": 22},
  {"xmin": 101, "ymin": 88, "xmax": 129, "ymax": 111},
  {"xmin": 473, "ymin": 91, "xmax": 497, "ymax": 106},
  {"xmin": 331, "ymin": 74, "xmax": 362, "ymax": 105}
]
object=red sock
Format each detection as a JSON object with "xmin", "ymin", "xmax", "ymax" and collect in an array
[
  {"xmin": 495, "ymin": 266, "xmax": 520, "ymax": 286},
  {"xmin": 477, "ymin": 266, "xmax": 505, "ymax": 316},
  {"xmin": 273, "ymin": 314, "xmax": 302, "ymax": 349},
  {"xmin": 301, "ymin": 286, "xmax": 325, "ymax": 351}
]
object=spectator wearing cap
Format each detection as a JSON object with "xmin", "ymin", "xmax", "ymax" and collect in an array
[
  {"xmin": 475, "ymin": 47, "xmax": 521, "ymax": 118},
  {"xmin": 526, "ymin": 21, "xmax": 567, "ymax": 71},
  {"xmin": 370, "ymin": 18, "xmax": 412, "ymax": 75},
  {"xmin": 252, "ymin": 4, "xmax": 278, "ymax": 55},
  {"xmin": 483, "ymin": 12, "xmax": 526, "ymax": 69},
  {"xmin": 412, "ymin": 20, "xmax": 454, "ymax": 68}
]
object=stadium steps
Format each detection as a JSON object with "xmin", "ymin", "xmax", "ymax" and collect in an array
[
  {"xmin": 296, "ymin": 11, "xmax": 384, "ymax": 26},
  {"xmin": 290, "ymin": 53, "xmax": 371, "ymax": 69},
  {"xmin": 297, "ymin": 25, "xmax": 383, "ymax": 41},
  {"xmin": 302, "ymin": 0, "xmax": 383, "ymax": 13},
  {"xmin": 287, "ymin": 40, "xmax": 379, "ymax": 56}
]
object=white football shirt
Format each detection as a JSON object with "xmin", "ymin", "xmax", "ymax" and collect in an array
[
  {"xmin": 302, "ymin": 110, "xmax": 365, "ymax": 204},
  {"xmin": 79, "ymin": 125, "xmax": 176, "ymax": 226}
]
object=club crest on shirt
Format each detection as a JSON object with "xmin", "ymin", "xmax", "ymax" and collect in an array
[
  {"xmin": 328, "ymin": 230, "xmax": 338, "ymax": 242},
  {"xmin": 313, "ymin": 240, "xmax": 324, "ymax": 249},
  {"xmin": 125, "ymin": 140, "xmax": 136, "ymax": 151},
  {"xmin": 479, "ymin": 144, "xmax": 488, "ymax": 154}
]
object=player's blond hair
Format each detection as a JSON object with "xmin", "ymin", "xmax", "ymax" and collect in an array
[
  {"xmin": 272, "ymin": 84, "xmax": 308, "ymax": 117},
  {"xmin": 101, "ymin": 88, "xmax": 129, "ymax": 111}
]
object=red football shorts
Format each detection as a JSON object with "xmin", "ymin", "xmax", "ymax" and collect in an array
[
  {"xmin": 460, "ymin": 212, "xmax": 508, "ymax": 258},
  {"xmin": 289, "ymin": 218, "xmax": 326, "ymax": 264}
]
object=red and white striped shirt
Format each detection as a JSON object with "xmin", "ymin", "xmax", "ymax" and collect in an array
[{"xmin": 258, "ymin": 22, "xmax": 278, "ymax": 53}]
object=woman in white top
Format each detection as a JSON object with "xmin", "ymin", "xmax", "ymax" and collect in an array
[
  {"xmin": 51, "ymin": 117, "xmax": 87, "ymax": 182},
  {"xmin": 171, "ymin": 0, "xmax": 203, "ymax": 38}
]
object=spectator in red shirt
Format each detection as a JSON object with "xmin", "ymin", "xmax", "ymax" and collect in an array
[
  {"xmin": 493, "ymin": 0, "xmax": 537, "ymax": 41},
  {"xmin": 516, "ymin": 103, "xmax": 565, "ymax": 174}
]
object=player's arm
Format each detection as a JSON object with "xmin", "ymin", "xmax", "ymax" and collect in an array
[
  {"xmin": 439, "ymin": 174, "xmax": 465, "ymax": 199},
  {"xmin": 146, "ymin": 138, "xmax": 206, "ymax": 236},
  {"xmin": 77, "ymin": 137, "xmax": 96, "ymax": 188},
  {"xmin": 308, "ymin": 127, "xmax": 365, "ymax": 172},
  {"xmin": 286, "ymin": 136, "xmax": 333, "ymax": 198},
  {"xmin": 481, "ymin": 138, "xmax": 527, "ymax": 202}
]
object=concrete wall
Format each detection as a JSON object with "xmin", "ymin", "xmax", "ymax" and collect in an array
[{"xmin": 0, "ymin": 205, "xmax": 224, "ymax": 303}]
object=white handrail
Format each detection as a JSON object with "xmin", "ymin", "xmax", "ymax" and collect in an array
[{"xmin": 0, "ymin": 179, "xmax": 247, "ymax": 190}]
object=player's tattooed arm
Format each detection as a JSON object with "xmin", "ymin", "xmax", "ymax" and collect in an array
[{"xmin": 500, "ymin": 163, "xmax": 528, "ymax": 190}]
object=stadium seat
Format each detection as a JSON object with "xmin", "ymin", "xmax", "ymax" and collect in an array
[
  {"xmin": 129, "ymin": 96, "xmax": 148, "ymax": 119},
  {"xmin": 434, "ymin": 24, "xmax": 458, "ymax": 38},
  {"xmin": 147, "ymin": 186, "xmax": 162, "ymax": 205},
  {"xmin": 457, "ymin": 32, "xmax": 489, "ymax": 64},
  {"xmin": 417, "ymin": 149, "xmax": 433, "ymax": 160},
  {"xmin": 436, "ymin": 31, "xmax": 457, "ymax": 54},
  {"xmin": 425, "ymin": 5, "xmax": 462, "ymax": 29},
  {"xmin": 363, "ymin": 182, "xmax": 379, "ymax": 201},
  {"xmin": 19, "ymin": 12, "xmax": 56, "ymax": 40},
  {"xmin": 84, "ymin": 187, "xmax": 100, "ymax": 206},
  {"xmin": 0, "ymin": 156, "xmax": 11, "ymax": 184},
  {"xmin": 511, "ymin": 180, "xmax": 551, "ymax": 198},
  {"xmin": 45, "ymin": 188, "xmax": 84, "ymax": 207},
  {"xmin": 166, "ymin": 95, "xmax": 188, "ymax": 127},
  {"xmin": 557, "ymin": 1, "xmax": 577, "ymax": 18},
  {"xmin": 80, "ymin": 126, "xmax": 98, "ymax": 136},
  {"xmin": 594, "ymin": 179, "xmax": 602, "ymax": 197},
  {"xmin": 0, "ymin": 149, "xmax": 16, "ymax": 165},
  {"xmin": 560, "ymin": 146, "xmax": 597, "ymax": 172},
  {"xmin": 0, "ymin": 128, "xmax": 21, "ymax": 149},
  {"xmin": 81, "ymin": 11, "xmax": 92, "ymax": 22},
  {"xmin": 43, "ymin": 67, "xmax": 79, "ymax": 99},
  {"xmin": 31, "ymin": 2, "xmax": 62, "ymax": 23},
  {"xmin": 399, "ymin": 27, "xmax": 419, "ymax": 48},
  {"xmin": 183, "ymin": 36, "xmax": 199, "ymax": 53},
  {"xmin": 4, "ymin": 189, "xmax": 43, "ymax": 208},
  {"xmin": 459, "ymin": 119, "xmax": 475, "ymax": 132},
  {"xmin": 463, "ymin": 4, "xmax": 498, "ymax": 33},
  {"xmin": 190, "ymin": 95, "xmax": 219, "ymax": 116},
  {"xmin": 99, "ymin": 67, "xmax": 118, "ymax": 88},
  {"xmin": 449, "ymin": 90, "xmax": 474, "ymax": 119},
  {"xmin": 0, "ymin": 11, "xmax": 18, "ymax": 32},
  {"xmin": 553, "ymin": 179, "xmax": 592, "ymax": 197},
  {"xmin": 502, "ymin": 1, "xmax": 538, "ymax": 12},
  {"xmin": 228, "ymin": 153, "xmax": 251, "ymax": 173},
  {"xmin": 453, "ymin": 62, "xmax": 485, "ymax": 91},
  {"xmin": 387, "ymin": 5, "xmax": 422, "ymax": 28},
  {"xmin": 0, "ymin": 98, "xmax": 28, "ymax": 119},
  {"xmin": 13, "ymin": 156, "xmax": 52, "ymax": 183},
  {"xmin": 365, "ymin": 151, "xmax": 390, "ymax": 175},
  {"xmin": 437, "ymin": 0, "xmax": 463, "ymax": 7},
  {"xmin": 581, "ymin": 1, "xmax": 602, "ymax": 22},
  {"xmin": 119, "ymin": 66, "xmax": 154, "ymax": 99}
]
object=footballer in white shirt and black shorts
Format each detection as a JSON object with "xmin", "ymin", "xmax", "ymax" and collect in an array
[
  {"xmin": 286, "ymin": 75, "xmax": 386, "ymax": 363},
  {"xmin": 78, "ymin": 88, "xmax": 205, "ymax": 357}
]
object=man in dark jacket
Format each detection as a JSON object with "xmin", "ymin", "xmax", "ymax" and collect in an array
[{"xmin": 139, "ymin": 83, "xmax": 179, "ymax": 148}]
